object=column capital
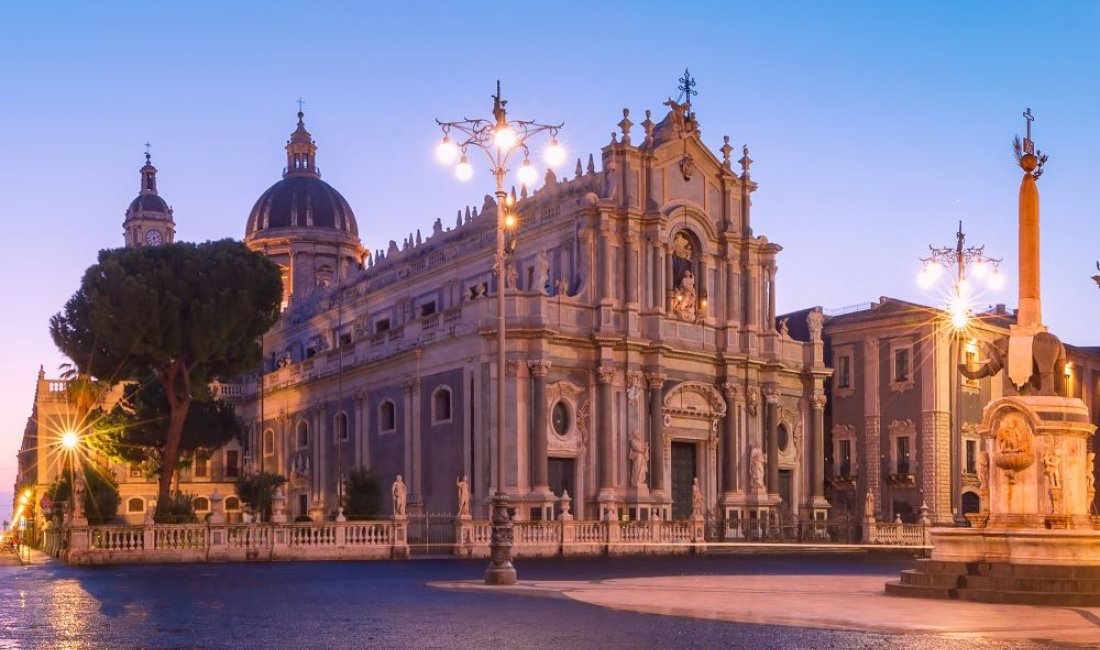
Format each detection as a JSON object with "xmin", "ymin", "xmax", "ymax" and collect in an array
[
  {"xmin": 763, "ymin": 387, "xmax": 780, "ymax": 405},
  {"xmin": 505, "ymin": 359, "xmax": 522, "ymax": 377},
  {"xmin": 720, "ymin": 381, "xmax": 742, "ymax": 400},
  {"xmin": 527, "ymin": 359, "xmax": 552, "ymax": 377},
  {"xmin": 810, "ymin": 394, "xmax": 827, "ymax": 410},
  {"xmin": 597, "ymin": 365, "xmax": 616, "ymax": 384},
  {"xmin": 645, "ymin": 372, "xmax": 666, "ymax": 389},
  {"xmin": 403, "ymin": 377, "xmax": 421, "ymax": 390}
]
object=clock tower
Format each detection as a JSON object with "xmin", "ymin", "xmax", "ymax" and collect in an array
[{"xmin": 122, "ymin": 148, "xmax": 175, "ymax": 247}]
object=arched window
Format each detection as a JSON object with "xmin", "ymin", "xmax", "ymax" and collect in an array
[
  {"xmin": 193, "ymin": 497, "xmax": 210, "ymax": 512},
  {"xmin": 296, "ymin": 421, "xmax": 309, "ymax": 448},
  {"xmin": 334, "ymin": 412, "xmax": 349, "ymax": 441},
  {"xmin": 263, "ymin": 429, "xmax": 275, "ymax": 456},
  {"xmin": 962, "ymin": 492, "xmax": 981, "ymax": 515},
  {"xmin": 224, "ymin": 497, "xmax": 241, "ymax": 511},
  {"xmin": 379, "ymin": 400, "xmax": 396, "ymax": 433},
  {"xmin": 432, "ymin": 387, "xmax": 452, "ymax": 425},
  {"xmin": 127, "ymin": 497, "xmax": 145, "ymax": 514},
  {"xmin": 669, "ymin": 229, "xmax": 704, "ymax": 320}
]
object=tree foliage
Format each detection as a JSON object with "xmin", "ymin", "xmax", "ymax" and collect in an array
[
  {"xmin": 91, "ymin": 379, "xmax": 240, "ymax": 478},
  {"xmin": 50, "ymin": 239, "xmax": 283, "ymax": 516},
  {"xmin": 46, "ymin": 465, "xmax": 120, "ymax": 526},
  {"xmin": 343, "ymin": 468, "xmax": 383, "ymax": 519},
  {"xmin": 234, "ymin": 472, "xmax": 287, "ymax": 521}
]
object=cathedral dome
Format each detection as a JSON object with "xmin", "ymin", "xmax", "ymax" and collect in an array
[{"xmin": 245, "ymin": 111, "xmax": 359, "ymax": 241}]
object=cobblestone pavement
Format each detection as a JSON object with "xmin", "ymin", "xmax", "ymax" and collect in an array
[{"xmin": 0, "ymin": 553, "xmax": 1071, "ymax": 649}]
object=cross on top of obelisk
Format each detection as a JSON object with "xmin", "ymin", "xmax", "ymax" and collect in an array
[
  {"xmin": 677, "ymin": 68, "xmax": 697, "ymax": 104},
  {"xmin": 296, "ymin": 97, "xmax": 306, "ymax": 113},
  {"xmin": 1023, "ymin": 107, "xmax": 1035, "ymax": 154}
]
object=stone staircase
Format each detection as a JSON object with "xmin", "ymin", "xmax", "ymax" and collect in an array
[{"xmin": 886, "ymin": 558, "xmax": 1100, "ymax": 606}]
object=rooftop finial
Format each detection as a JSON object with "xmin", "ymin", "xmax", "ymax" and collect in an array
[
  {"xmin": 144, "ymin": 141, "xmax": 152, "ymax": 164},
  {"xmin": 296, "ymin": 97, "xmax": 306, "ymax": 122},
  {"xmin": 676, "ymin": 68, "xmax": 697, "ymax": 104}
]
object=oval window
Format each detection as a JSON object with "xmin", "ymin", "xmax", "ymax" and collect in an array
[
  {"xmin": 551, "ymin": 401, "xmax": 571, "ymax": 436},
  {"xmin": 778, "ymin": 424, "xmax": 790, "ymax": 451}
]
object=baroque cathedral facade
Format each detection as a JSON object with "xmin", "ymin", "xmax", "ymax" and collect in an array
[{"xmin": 236, "ymin": 95, "xmax": 831, "ymax": 525}]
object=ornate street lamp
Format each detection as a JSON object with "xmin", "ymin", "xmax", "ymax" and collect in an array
[
  {"xmin": 917, "ymin": 221, "xmax": 1001, "ymax": 525},
  {"xmin": 436, "ymin": 81, "xmax": 563, "ymax": 585}
]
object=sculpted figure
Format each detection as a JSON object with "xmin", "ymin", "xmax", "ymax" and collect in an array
[
  {"xmin": 456, "ymin": 475, "xmax": 470, "ymax": 517},
  {"xmin": 806, "ymin": 309, "xmax": 824, "ymax": 341},
  {"xmin": 977, "ymin": 449, "xmax": 990, "ymax": 492},
  {"xmin": 391, "ymin": 475, "xmax": 407, "ymax": 517},
  {"xmin": 996, "ymin": 416, "xmax": 1030, "ymax": 455},
  {"xmin": 534, "ymin": 249, "xmax": 551, "ymax": 295},
  {"xmin": 505, "ymin": 263, "xmax": 518, "ymax": 289},
  {"xmin": 675, "ymin": 270, "xmax": 697, "ymax": 320},
  {"xmin": 777, "ymin": 317, "xmax": 790, "ymax": 338},
  {"xmin": 1087, "ymin": 452, "xmax": 1096, "ymax": 493},
  {"xmin": 1042, "ymin": 449, "xmax": 1062, "ymax": 489},
  {"xmin": 749, "ymin": 446, "xmax": 766, "ymax": 490},
  {"xmin": 628, "ymin": 431, "xmax": 649, "ymax": 487},
  {"xmin": 865, "ymin": 489, "xmax": 875, "ymax": 518},
  {"xmin": 691, "ymin": 477, "xmax": 704, "ymax": 516}
]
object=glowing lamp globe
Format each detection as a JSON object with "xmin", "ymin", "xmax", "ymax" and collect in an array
[
  {"xmin": 517, "ymin": 160, "xmax": 537, "ymax": 186},
  {"xmin": 544, "ymin": 139, "xmax": 566, "ymax": 167},
  {"xmin": 494, "ymin": 126, "xmax": 517, "ymax": 150},
  {"xmin": 972, "ymin": 261, "xmax": 989, "ymax": 279},
  {"xmin": 455, "ymin": 156, "xmax": 473, "ymax": 181},
  {"xmin": 917, "ymin": 268, "xmax": 935, "ymax": 289},
  {"xmin": 987, "ymin": 268, "xmax": 1005, "ymax": 290},
  {"xmin": 61, "ymin": 431, "xmax": 79, "ymax": 450},
  {"xmin": 436, "ymin": 137, "xmax": 459, "ymax": 164}
]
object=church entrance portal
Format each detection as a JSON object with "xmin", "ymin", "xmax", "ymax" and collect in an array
[
  {"xmin": 548, "ymin": 457, "xmax": 575, "ymax": 518},
  {"xmin": 671, "ymin": 442, "xmax": 696, "ymax": 520}
]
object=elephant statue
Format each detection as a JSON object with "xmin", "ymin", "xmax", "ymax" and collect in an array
[{"xmin": 959, "ymin": 332, "xmax": 1067, "ymax": 397}]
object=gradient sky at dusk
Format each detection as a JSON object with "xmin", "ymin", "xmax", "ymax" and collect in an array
[{"xmin": 2, "ymin": 2, "xmax": 1098, "ymax": 512}]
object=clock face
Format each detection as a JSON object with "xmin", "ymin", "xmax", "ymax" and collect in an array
[{"xmin": 144, "ymin": 230, "xmax": 164, "ymax": 246}]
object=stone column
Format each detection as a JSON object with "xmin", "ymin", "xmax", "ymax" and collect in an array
[
  {"xmin": 747, "ymin": 262, "xmax": 760, "ymax": 329},
  {"xmin": 664, "ymin": 245, "xmax": 674, "ymax": 311},
  {"xmin": 624, "ymin": 232, "xmax": 638, "ymax": 304},
  {"xmin": 767, "ymin": 267, "xmax": 777, "ymax": 329},
  {"xmin": 597, "ymin": 365, "xmax": 616, "ymax": 491},
  {"xmin": 355, "ymin": 391, "xmax": 369, "ymax": 471},
  {"xmin": 599, "ymin": 218, "xmax": 613, "ymax": 302},
  {"xmin": 725, "ymin": 253, "xmax": 739, "ymax": 326},
  {"xmin": 764, "ymin": 389, "xmax": 780, "ymax": 496},
  {"xmin": 528, "ymin": 360, "xmax": 551, "ymax": 491},
  {"xmin": 647, "ymin": 372, "xmax": 666, "ymax": 493},
  {"xmin": 721, "ymin": 383, "xmax": 741, "ymax": 494},
  {"xmin": 655, "ymin": 243, "xmax": 666, "ymax": 311},
  {"xmin": 810, "ymin": 394, "xmax": 827, "ymax": 500}
]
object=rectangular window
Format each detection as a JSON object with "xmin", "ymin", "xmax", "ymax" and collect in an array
[
  {"xmin": 894, "ymin": 348, "xmax": 910, "ymax": 383},
  {"xmin": 194, "ymin": 454, "xmax": 209, "ymax": 479},
  {"xmin": 837, "ymin": 356, "xmax": 851, "ymax": 389},
  {"xmin": 839, "ymin": 439, "xmax": 852, "ymax": 477},
  {"xmin": 375, "ymin": 318, "xmax": 391, "ymax": 333},
  {"xmin": 339, "ymin": 332, "xmax": 352, "ymax": 347},
  {"xmin": 896, "ymin": 437, "xmax": 910, "ymax": 475},
  {"xmin": 965, "ymin": 440, "xmax": 977, "ymax": 474},
  {"xmin": 419, "ymin": 301, "xmax": 436, "ymax": 318},
  {"xmin": 225, "ymin": 450, "xmax": 240, "ymax": 478}
]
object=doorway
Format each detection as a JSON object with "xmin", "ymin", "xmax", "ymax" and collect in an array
[
  {"xmin": 548, "ymin": 457, "xmax": 576, "ymax": 518},
  {"xmin": 778, "ymin": 470, "xmax": 792, "ymax": 512},
  {"xmin": 671, "ymin": 442, "xmax": 697, "ymax": 520}
]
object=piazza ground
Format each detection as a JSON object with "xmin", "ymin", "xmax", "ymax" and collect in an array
[{"xmin": 2, "ymin": 551, "xmax": 1090, "ymax": 648}]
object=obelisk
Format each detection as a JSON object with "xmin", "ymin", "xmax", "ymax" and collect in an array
[{"xmin": 1016, "ymin": 108, "xmax": 1042, "ymax": 332}]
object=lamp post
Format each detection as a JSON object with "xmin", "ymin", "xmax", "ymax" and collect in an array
[
  {"xmin": 61, "ymin": 430, "xmax": 80, "ymax": 523},
  {"xmin": 917, "ymin": 221, "xmax": 1002, "ymax": 525},
  {"xmin": 436, "ymin": 81, "xmax": 564, "ymax": 585}
]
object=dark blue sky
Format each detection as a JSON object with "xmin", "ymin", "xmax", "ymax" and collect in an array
[{"xmin": 2, "ymin": 1, "xmax": 1098, "ymax": 495}]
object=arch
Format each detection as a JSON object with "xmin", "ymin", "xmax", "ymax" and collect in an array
[
  {"xmin": 431, "ymin": 386, "xmax": 453, "ymax": 425},
  {"xmin": 379, "ymin": 399, "xmax": 397, "ymax": 433},
  {"xmin": 296, "ymin": 420, "xmax": 309, "ymax": 448},
  {"xmin": 961, "ymin": 491, "xmax": 980, "ymax": 515},
  {"xmin": 662, "ymin": 381, "xmax": 727, "ymax": 417},
  {"xmin": 660, "ymin": 203, "xmax": 720, "ymax": 243},
  {"xmin": 224, "ymin": 496, "xmax": 241, "ymax": 511},
  {"xmin": 334, "ymin": 411, "xmax": 349, "ymax": 441},
  {"xmin": 263, "ymin": 429, "xmax": 275, "ymax": 455},
  {"xmin": 126, "ymin": 497, "xmax": 145, "ymax": 514},
  {"xmin": 193, "ymin": 497, "xmax": 210, "ymax": 512}
]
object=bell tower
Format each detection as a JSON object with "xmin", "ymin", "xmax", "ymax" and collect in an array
[{"xmin": 123, "ymin": 146, "xmax": 175, "ymax": 247}]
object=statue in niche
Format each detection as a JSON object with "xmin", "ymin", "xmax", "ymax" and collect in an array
[
  {"xmin": 628, "ymin": 431, "xmax": 649, "ymax": 488},
  {"xmin": 1042, "ymin": 449, "xmax": 1062, "ymax": 489},
  {"xmin": 534, "ymin": 249, "xmax": 550, "ymax": 295},
  {"xmin": 865, "ymin": 489, "xmax": 875, "ymax": 518},
  {"xmin": 691, "ymin": 477, "xmax": 703, "ymax": 516},
  {"xmin": 72, "ymin": 473, "xmax": 86, "ymax": 520},
  {"xmin": 672, "ymin": 232, "xmax": 693, "ymax": 260},
  {"xmin": 456, "ymin": 476, "xmax": 470, "ymax": 517},
  {"xmin": 505, "ymin": 262, "xmax": 518, "ymax": 290},
  {"xmin": 674, "ymin": 270, "xmax": 698, "ymax": 320},
  {"xmin": 749, "ymin": 447, "xmax": 766, "ymax": 491},
  {"xmin": 391, "ymin": 475, "xmax": 407, "ymax": 517},
  {"xmin": 996, "ymin": 414, "xmax": 1032, "ymax": 456},
  {"xmin": 977, "ymin": 449, "xmax": 990, "ymax": 492}
]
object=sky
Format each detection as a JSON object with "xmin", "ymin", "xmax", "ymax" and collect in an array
[{"xmin": 1, "ymin": 1, "xmax": 1098, "ymax": 513}]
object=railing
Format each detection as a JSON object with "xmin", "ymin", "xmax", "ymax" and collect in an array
[
  {"xmin": 90, "ymin": 526, "xmax": 145, "ymax": 551},
  {"xmin": 154, "ymin": 525, "xmax": 207, "ymax": 550}
]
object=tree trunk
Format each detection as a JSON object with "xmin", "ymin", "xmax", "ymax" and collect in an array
[{"xmin": 156, "ymin": 359, "xmax": 193, "ymax": 519}]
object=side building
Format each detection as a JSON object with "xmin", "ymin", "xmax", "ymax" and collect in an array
[
  {"xmin": 236, "ymin": 96, "xmax": 832, "ymax": 525},
  {"xmin": 821, "ymin": 297, "xmax": 1100, "ymax": 524}
]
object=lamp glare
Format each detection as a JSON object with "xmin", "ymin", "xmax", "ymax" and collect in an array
[
  {"xmin": 517, "ymin": 160, "xmax": 537, "ymax": 186},
  {"xmin": 494, "ymin": 126, "xmax": 517, "ymax": 150},
  {"xmin": 436, "ymin": 137, "xmax": 459, "ymax": 164},
  {"xmin": 544, "ymin": 139, "xmax": 566, "ymax": 167},
  {"xmin": 455, "ymin": 156, "xmax": 473, "ymax": 181},
  {"xmin": 61, "ymin": 431, "xmax": 79, "ymax": 450}
]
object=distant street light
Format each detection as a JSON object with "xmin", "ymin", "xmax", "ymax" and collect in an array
[
  {"xmin": 436, "ymin": 81, "xmax": 563, "ymax": 586},
  {"xmin": 917, "ymin": 221, "xmax": 1001, "ymax": 526}
]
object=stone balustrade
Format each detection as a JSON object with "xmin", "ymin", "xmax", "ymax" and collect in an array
[{"xmin": 863, "ymin": 519, "xmax": 931, "ymax": 546}]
